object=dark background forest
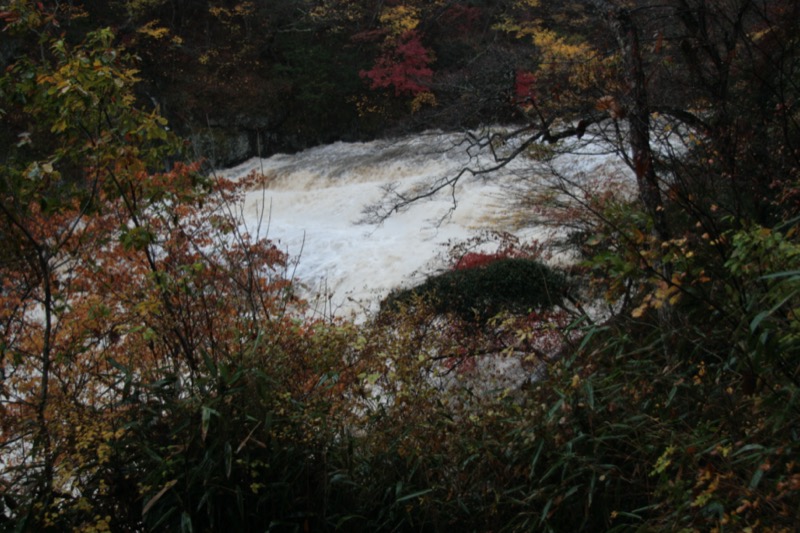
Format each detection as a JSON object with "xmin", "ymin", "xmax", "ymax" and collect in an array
[{"xmin": 3, "ymin": 0, "xmax": 542, "ymax": 165}]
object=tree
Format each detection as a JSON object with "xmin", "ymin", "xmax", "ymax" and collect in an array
[
  {"xmin": 353, "ymin": 6, "xmax": 800, "ymax": 526},
  {"xmin": 3, "ymin": 2, "xmax": 799, "ymax": 530},
  {"xmin": 360, "ymin": 29, "xmax": 434, "ymax": 98},
  {"xmin": 365, "ymin": 0, "xmax": 798, "ymax": 229},
  {"xmin": 358, "ymin": 0, "xmax": 800, "ymax": 353},
  {"xmin": 0, "ymin": 4, "xmax": 334, "ymax": 529}
]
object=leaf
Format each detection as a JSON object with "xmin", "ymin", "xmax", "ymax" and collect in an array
[
  {"xmin": 180, "ymin": 511, "xmax": 193, "ymax": 533},
  {"xmin": 224, "ymin": 441, "xmax": 233, "ymax": 479},
  {"xmin": 201, "ymin": 350, "xmax": 217, "ymax": 377},
  {"xmin": 395, "ymin": 488, "xmax": 432, "ymax": 503},
  {"xmin": 577, "ymin": 324, "xmax": 606, "ymax": 352},
  {"xmin": 584, "ymin": 379, "xmax": 595, "ymax": 410},
  {"xmin": 761, "ymin": 270, "xmax": 800, "ymax": 280},
  {"xmin": 749, "ymin": 468, "xmax": 764, "ymax": 490},
  {"xmin": 361, "ymin": 30, "xmax": 433, "ymax": 96},
  {"xmin": 631, "ymin": 300, "xmax": 649, "ymax": 318},
  {"xmin": 540, "ymin": 497, "xmax": 553, "ymax": 525},
  {"xmin": 107, "ymin": 357, "xmax": 130, "ymax": 375},
  {"xmin": 665, "ymin": 385, "xmax": 677, "ymax": 407},
  {"xmin": 201, "ymin": 406, "xmax": 219, "ymax": 442},
  {"xmin": 750, "ymin": 310, "xmax": 770, "ymax": 333},
  {"xmin": 732, "ymin": 443, "xmax": 765, "ymax": 457},
  {"xmin": 530, "ymin": 440, "xmax": 545, "ymax": 473},
  {"xmin": 142, "ymin": 479, "xmax": 177, "ymax": 516},
  {"xmin": 236, "ymin": 421, "xmax": 262, "ymax": 453}
]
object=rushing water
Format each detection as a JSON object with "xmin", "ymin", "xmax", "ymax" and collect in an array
[{"xmin": 220, "ymin": 128, "xmax": 629, "ymax": 317}]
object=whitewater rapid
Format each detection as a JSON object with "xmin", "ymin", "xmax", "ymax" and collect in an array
[{"xmin": 220, "ymin": 128, "xmax": 629, "ymax": 318}]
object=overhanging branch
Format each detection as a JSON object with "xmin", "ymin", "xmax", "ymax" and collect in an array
[{"xmin": 360, "ymin": 115, "xmax": 606, "ymax": 226}]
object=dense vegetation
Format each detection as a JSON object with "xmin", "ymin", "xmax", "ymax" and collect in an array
[
  {"xmin": 0, "ymin": 0, "xmax": 541, "ymax": 164},
  {"xmin": 383, "ymin": 257, "xmax": 567, "ymax": 322},
  {"xmin": 1, "ymin": 0, "xmax": 799, "ymax": 531}
]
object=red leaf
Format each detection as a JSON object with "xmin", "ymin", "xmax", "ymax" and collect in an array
[{"xmin": 361, "ymin": 30, "xmax": 434, "ymax": 96}]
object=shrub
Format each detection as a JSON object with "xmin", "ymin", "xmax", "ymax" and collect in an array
[{"xmin": 383, "ymin": 257, "xmax": 567, "ymax": 322}]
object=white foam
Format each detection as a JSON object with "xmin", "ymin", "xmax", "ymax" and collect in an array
[{"xmin": 220, "ymin": 129, "xmax": 630, "ymax": 317}]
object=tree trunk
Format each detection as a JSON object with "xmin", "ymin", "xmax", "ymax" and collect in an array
[{"xmin": 594, "ymin": 1, "xmax": 669, "ymax": 241}]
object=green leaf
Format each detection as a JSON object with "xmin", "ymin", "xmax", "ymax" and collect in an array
[
  {"xmin": 180, "ymin": 511, "xmax": 193, "ymax": 533},
  {"xmin": 578, "ymin": 324, "xmax": 606, "ymax": 352},
  {"xmin": 224, "ymin": 441, "xmax": 233, "ymax": 479},
  {"xmin": 107, "ymin": 357, "xmax": 130, "ymax": 375},
  {"xmin": 761, "ymin": 270, "xmax": 800, "ymax": 280},
  {"xmin": 530, "ymin": 440, "xmax": 545, "ymax": 473},
  {"xmin": 201, "ymin": 406, "xmax": 219, "ymax": 442},
  {"xmin": 395, "ymin": 488, "xmax": 432, "ymax": 503},
  {"xmin": 732, "ymin": 443, "xmax": 765, "ymax": 456},
  {"xmin": 540, "ymin": 497, "xmax": 553, "ymax": 525},
  {"xmin": 584, "ymin": 379, "xmax": 595, "ymax": 410},
  {"xmin": 665, "ymin": 385, "xmax": 677, "ymax": 407},
  {"xmin": 120, "ymin": 226, "xmax": 155, "ymax": 251},
  {"xmin": 749, "ymin": 468, "xmax": 764, "ymax": 490},
  {"xmin": 201, "ymin": 350, "xmax": 217, "ymax": 377},
  {"xmin": 750, "ymin": 310, "xmax": 770, "ymax": 333}
]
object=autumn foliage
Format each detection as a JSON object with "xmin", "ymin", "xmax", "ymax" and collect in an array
[
  {"xmin": 360, "ymin": 30, "xmax": 434, "ymax": 97},
  {"xmin": 0, "ymin": 5, "xmax": 358, "ymax": 530},
  {"xmin": 2, "ymin": 1, "xmax": 800, "ymax": 532}
]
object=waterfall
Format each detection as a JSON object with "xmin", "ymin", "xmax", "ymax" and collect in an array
[{"xmin": 220, "ymin": 128, "xmax": 630, "ymax": 317}]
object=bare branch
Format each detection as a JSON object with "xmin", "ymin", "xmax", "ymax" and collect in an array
[{"xmin": 360, "ymin": 116, "xmax": 606, "ymax": 226}]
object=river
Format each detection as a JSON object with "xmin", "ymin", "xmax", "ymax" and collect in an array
[{"xmin": 220, "ymin": 127, "xmax": 629, "ymax": 318}]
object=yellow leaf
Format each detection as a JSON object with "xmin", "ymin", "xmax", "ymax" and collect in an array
[
  {"xmin": 379, "ymin": 5, "xmax": 420, "ymax": 36},
  {"xmin": 137, "ymin": 20, "xmax": 171, "ymax": 40},
  {"xmin": 631, "ymin": 301, "xmax": 648, "ymax": 318}
]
